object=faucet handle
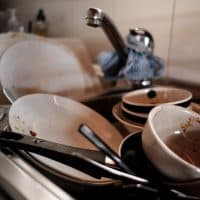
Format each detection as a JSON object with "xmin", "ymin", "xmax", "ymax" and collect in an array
[{"xmin": 126, "ymin": 27, "xmax": 154, "ymax": 53}]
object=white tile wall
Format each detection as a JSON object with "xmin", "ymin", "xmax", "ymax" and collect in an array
[
  {"xmin": 71, "ymin": 0, "xmax": 114, "ymax": 58},
  {"xmin": 1, "ymin": 0, "xmax": 200, "ymax": 84},
  {"xmin": 112, "ymin": 0, "xmax": 174, "ymax": 61},
  {"xmin": 167, "ymin": 0, "xmax": 200, "ymax": 84},
  {"xmin": 1, "ymin": 0, "xmax": 173, "ymax": 61}
]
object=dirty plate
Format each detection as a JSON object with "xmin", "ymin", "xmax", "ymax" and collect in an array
[{"xmin": 9, "ymin": 93, "xmax": 123, "ymax": 182}]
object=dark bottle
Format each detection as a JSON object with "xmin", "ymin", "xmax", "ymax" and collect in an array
[{"xmin": 33, "ymin": 9, "xmax": 48, "ymax": 37}]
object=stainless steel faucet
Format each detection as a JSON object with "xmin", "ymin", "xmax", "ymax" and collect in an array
[
  {"xmin": 127, "ymin": 28, "xmax": 154, "ymax": 53},
  {"xmin": 86, "ymin": 8, "xmax": 157, "ymax": 88},
  {"xmin": 86, "ymin": 8, "xmax": 128, "ymax": 64}
]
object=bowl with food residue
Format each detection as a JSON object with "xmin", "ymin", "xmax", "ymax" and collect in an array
[{"xmin": 142, "ymin": 104, "xmax": 200, "ymax": 181}]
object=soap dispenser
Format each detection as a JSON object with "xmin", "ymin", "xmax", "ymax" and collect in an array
[{"xmin": 33, "ymin": 9, "xmax": 48, "ymax": 36}]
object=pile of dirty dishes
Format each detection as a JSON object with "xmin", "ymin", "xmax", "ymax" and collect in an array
[{"xmin": 112, "ymin": 86, "xmax": 192, "ymax": 133}]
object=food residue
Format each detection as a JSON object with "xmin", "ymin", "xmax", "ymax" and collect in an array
[{"xmin": 29, "ymin": 130, "xmax": 37, "ymax": 137}]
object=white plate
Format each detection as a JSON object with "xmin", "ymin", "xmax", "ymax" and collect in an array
[
  {"xmin": 112, "ymin": 103, "xmax": 144, "ymax": 133},
  {"xmin": 9, "ymin": 94, "xmax": 123, "ymax": 182},
  {"xmin": 0, "ymin": 39, "xmax": 95, "ymax": 101}
]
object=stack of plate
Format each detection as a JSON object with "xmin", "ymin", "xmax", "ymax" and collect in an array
[{"xmin": 112, "ymin": 86, "xmax": 192, "ymax": 133}]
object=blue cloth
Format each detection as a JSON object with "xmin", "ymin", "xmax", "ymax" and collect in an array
[
  {"xmin": 119, "ymin": 49, "xmax": 165, "ymax": 81},
  {"xmin": 97, "ymin": 49, "xmax": 165, "ymax": 81},
  {"xmin": 96, "ymin": 51, "xmax": 122, "ymax": 80}
]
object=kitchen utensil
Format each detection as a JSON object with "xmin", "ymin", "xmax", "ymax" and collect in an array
[{"xmin": 78, "ymin": 124, "xmax": 134, "ymax": 175}]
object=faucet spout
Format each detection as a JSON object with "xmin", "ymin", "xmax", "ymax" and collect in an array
[{"xmin": 86, "ymin": 8, "xmax": 128, "ymax": 64}]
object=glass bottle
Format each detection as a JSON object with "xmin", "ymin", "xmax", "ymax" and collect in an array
[
  {"xmin": 33, "ymin": 9, "xmax": 48, "ymax": 37},
  {"xmin": 6, "ymin": 8, "xmax": 24, "ymax": 32}
]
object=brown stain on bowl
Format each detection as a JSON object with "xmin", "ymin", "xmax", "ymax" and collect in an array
[{"xmin": 181, "ymin": 117, "xmax": 200, "ymax": 133}]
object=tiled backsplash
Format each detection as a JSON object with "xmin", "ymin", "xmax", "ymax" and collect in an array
[{"xmin": 1, "ymin": 0, "xmax": 200, "ymax": 84}]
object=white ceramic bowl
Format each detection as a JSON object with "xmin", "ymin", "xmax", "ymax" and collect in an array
[
  {"xmin": 122, "ymin": 86, "xmax": 192, "ymax": 114},
  {"xmin": 142, "ymin": 104, "xmax": 200, "ymax": 181}
]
